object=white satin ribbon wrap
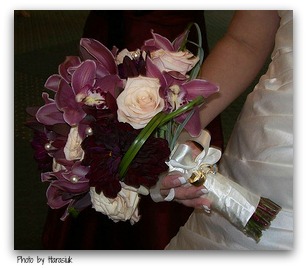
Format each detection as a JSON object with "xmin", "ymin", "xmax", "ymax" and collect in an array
[{"xmin": 160, "ymin": 130, "xmax": 260, "ymax": 229}]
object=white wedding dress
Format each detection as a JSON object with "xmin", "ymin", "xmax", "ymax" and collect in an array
[{"xmin": 166, "ymin": 10, "xmax": 293, "ymax": 250}]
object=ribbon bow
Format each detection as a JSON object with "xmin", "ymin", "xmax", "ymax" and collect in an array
[{"xmin": 167, "ymin": 129, "xmax": 221, "ymax": 186}]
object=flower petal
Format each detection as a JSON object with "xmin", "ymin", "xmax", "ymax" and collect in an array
[
  {"xmin": 80, "ymin": 38, "xmax": 117, "ymax": 74},
  {"xmin": 55, "ymin": 80, "xmax": 85, "ymax": 126},
  {"xmin": 172, "ymin": 30, "xmax": 188, "ymax": 51},
  {"xmin": 145, "ymin": 57, "xmax": 167, "ymax": 89},
  {"xmin": 143, "ymin": 30, "xmax": 174, "ymax": 51},
  {"xmin": 181, "ymin": 79, "xmax": 219, "ymax": 99},
  {"xmin": 71, "ymin": 60, "xmax": 96, "ymax": 95},
  {"xmin": 44, "ymin": 74, "xmax": 61, "ymax": 92},
  {"xmin": 95, "ymin": 75, "xmax": 123, "ymax": 97},
  {"xmin": 46, "ymin": 184, "xmax": 72, "ymax": 209},
  {"xmin": 36, "ymin": 102, "xmax": 65, "ymax": 125},
  {"xmin": 58, "ymin": 56, "xmax": 82, "ymax": 82},
  {"xmin": 176, "ymin": 107, "xmax": 202, "ymax": 137},
  {"xmin": 55, "ymin": 80, "xmax": 75, "ymax": 110}
]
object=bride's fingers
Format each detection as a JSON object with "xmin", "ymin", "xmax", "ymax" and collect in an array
[
  {"xmin": 160, "ymin": 185, "xmax": 208, "ymax": 200},
  {"xmin": 175, "ymin": 196, "xmax": 212, "ymax": 210},
  {"xmin": 160, "ymin": 171, "xmax": 187, "ymax": 188}
]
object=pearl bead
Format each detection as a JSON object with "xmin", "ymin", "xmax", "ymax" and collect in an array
[
  {"xmin": 70, "ymin": 175, "xmax": 80, "ymax": 183},
  {"xmin": 85, "ymin": 127, "xmax": 93, "ymax": 136},
  {"xmin": 44, "ymin": 143, "xmax": 52, "ymax": 151}
]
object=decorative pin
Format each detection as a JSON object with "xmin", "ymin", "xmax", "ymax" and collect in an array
[
  {"xmin": 188, "ymin": 164, "xmax": 218, "ymax": 187},
  {"xmin": 188, "ymin": 170, "xmax": 206, "ymax": 186}
]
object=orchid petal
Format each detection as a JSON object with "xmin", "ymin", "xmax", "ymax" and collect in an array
[
  {"xmin": 71, "ymin": 60, "xmax": 96, "ymax": 95},
  {"xmin": 148, "ymin": 31, "xmax": 174, "ymax": 51},
  {"xmin": 52, "ymin": 179, "xmax": 89, "ymax": 193},
  {"xmin": 181, "ymin": 79, "xmax": 219, "ymax": 99},
  {"xmin": 146, "ymin": 57, "xmax": 167, "ymax": 89},
  {"xmin": 62, "ymin": 106, "xmax": 86, "ymax": 127},
  {"xmin": 36, "ymin": 102, "xmax": 65, "ymax": 125},
  {"xmin": 95, "ymin": 75, "xmax": 123, "ymax": 97},
  {"xmin": 95, "ymin": 62, "xmax": 113, "ymax": 77},
  {"xmin": 58, "ymin": 56, "xmax": 81, "ymax": 82},
  {"xmin": 55, "ymin": 80, "xmax": 76, "ymax": 110},
  {"xmin": 71, "ymin": 161, "xmax": 90, "ymax": 177},
  {"xmin": 176, "ymin": 107, "xmax": 202, "ymax": 137},
  {"xmin": 41, "ymin": 92, "xmax": 55, "ymax": 104},
  {"xmin": 165, "ymin": 71, "xmax": 188, "ymax": 81},
  {"xmin": 172, "ymin": 30, "xmax": 188, "ymax": 51},
  {"xmin": 55, "ymin": 80, "xmax": 85, "ymax": 126},
  {"xmin": 44, "ymin": 74, "xmax": 61, "ymax": 92},
  {"xmin": 80, "ymin": 38, "xmax": 117, "ymax": 74},
  {"xmin": 46, "ymin": 185, "xmax": 71, "ymax": 209}
]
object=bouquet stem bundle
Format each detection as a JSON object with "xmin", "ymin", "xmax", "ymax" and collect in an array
[{"xmin": 244, "ymin": 197, "xmax": 281, "ymax": 242}]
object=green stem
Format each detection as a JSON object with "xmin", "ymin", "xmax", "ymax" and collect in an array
[{"xmin": 243, "ymin": 197, "xmax": 282, "ymax": 242}]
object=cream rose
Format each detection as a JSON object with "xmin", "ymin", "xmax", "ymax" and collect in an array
[
  {"xmin": 63, "ymin": 126, "xmax": 84, "ymax": 161},
  {"xmin": 150, "ymin": 49, "xmax": 199, "ymax": 76},
  {"xmin": 116, "ymin": 76, "xmax": 165, "ymax": 129},
  {"xmin": 90, "ymin": 183, "xmax": 149, "ymax": 224}
]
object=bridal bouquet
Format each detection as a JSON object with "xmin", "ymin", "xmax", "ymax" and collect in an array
[
  {"xmin": 26, "ymin": 23, "xmax": 281, "ymax": 242},
  {"xmin": 26, "ymin": 24, "xmax": 215, "ymax": 223}
]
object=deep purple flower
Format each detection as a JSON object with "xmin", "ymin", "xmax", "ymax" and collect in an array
[
  {"xmin": 124, "ymin": 136, "xmax": 170, "ymax": 189},
  {"xmin": 81, "ymin": 119, "xmax": 170, "ymax": 199},
  {"xmin": 30, "ymin": 131, "xmax": 53, "ymax": 172},
  {"xmin": 117, "ymin": 55, "xmax": 147, "ymax": 79}
]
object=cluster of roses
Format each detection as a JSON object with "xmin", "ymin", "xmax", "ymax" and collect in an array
[{"xmin": 27, "ymin": 29, "xmax": 218, "ymax": 222}]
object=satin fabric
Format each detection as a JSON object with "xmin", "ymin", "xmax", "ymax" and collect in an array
[{"xmin": 166, "ymin": 10, "xmax": 293, "ymax": 250}]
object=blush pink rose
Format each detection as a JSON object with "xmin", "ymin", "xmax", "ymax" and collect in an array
[
  {"xmin": 150, "ymin": 49, "xmax": 199, "ymax": 75},
  {"xmin": 116, "ymin": 76, "xmax": 165, "ymax": 129}
]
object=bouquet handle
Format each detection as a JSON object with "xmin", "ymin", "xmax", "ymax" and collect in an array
[{"xmin": 151, "ymin": 129, "xmax": 281, "ymax": 242}]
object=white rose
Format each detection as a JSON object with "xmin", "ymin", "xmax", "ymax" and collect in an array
[
  {"xmin": 116, "ymin": 76, "xmax": 165, "ymax": 129},
  {"xmin": 150, "ymin": 49, "xmax": 199, "ymax": 75},
  {"xmin": 90, "ymin": 183, "xmax": 149, "ymax": 224},
  {"xmin": 63, "ymin": 126, "xmax": 84, "ymax": 160}
]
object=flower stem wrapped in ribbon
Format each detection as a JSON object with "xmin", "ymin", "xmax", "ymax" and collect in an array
[{"xmin": 161, "ymin": 129, "xmax": 281, "ymax": 242}]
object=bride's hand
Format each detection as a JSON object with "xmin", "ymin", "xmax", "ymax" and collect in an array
[{"xmin": 159, "ymin": 171, "xmax": 211, "ymax": 210}]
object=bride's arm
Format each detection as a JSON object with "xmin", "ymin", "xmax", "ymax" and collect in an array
[
  {"xmin": 199, "ymin": 10, "xmax": 280, "ymax": 127},
  {"xmin": 158, "ymin": 11, "xmax": 280, "ymax": 208}
]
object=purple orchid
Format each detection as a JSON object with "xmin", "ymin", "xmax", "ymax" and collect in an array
[
  {"xmin": 42, "ymin": 160, "xmax": 91, "ymax": 220},
  {"xmin": 36, "ymin": 40, "xmax": 123, "ymax": 130},
  {"xmin": 142, "ymin": 29, "xmax": 187, "ymax": 53},
  {"xmin": 145, "ymin": 56, "xmax": 219, "ymax": 136}
]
